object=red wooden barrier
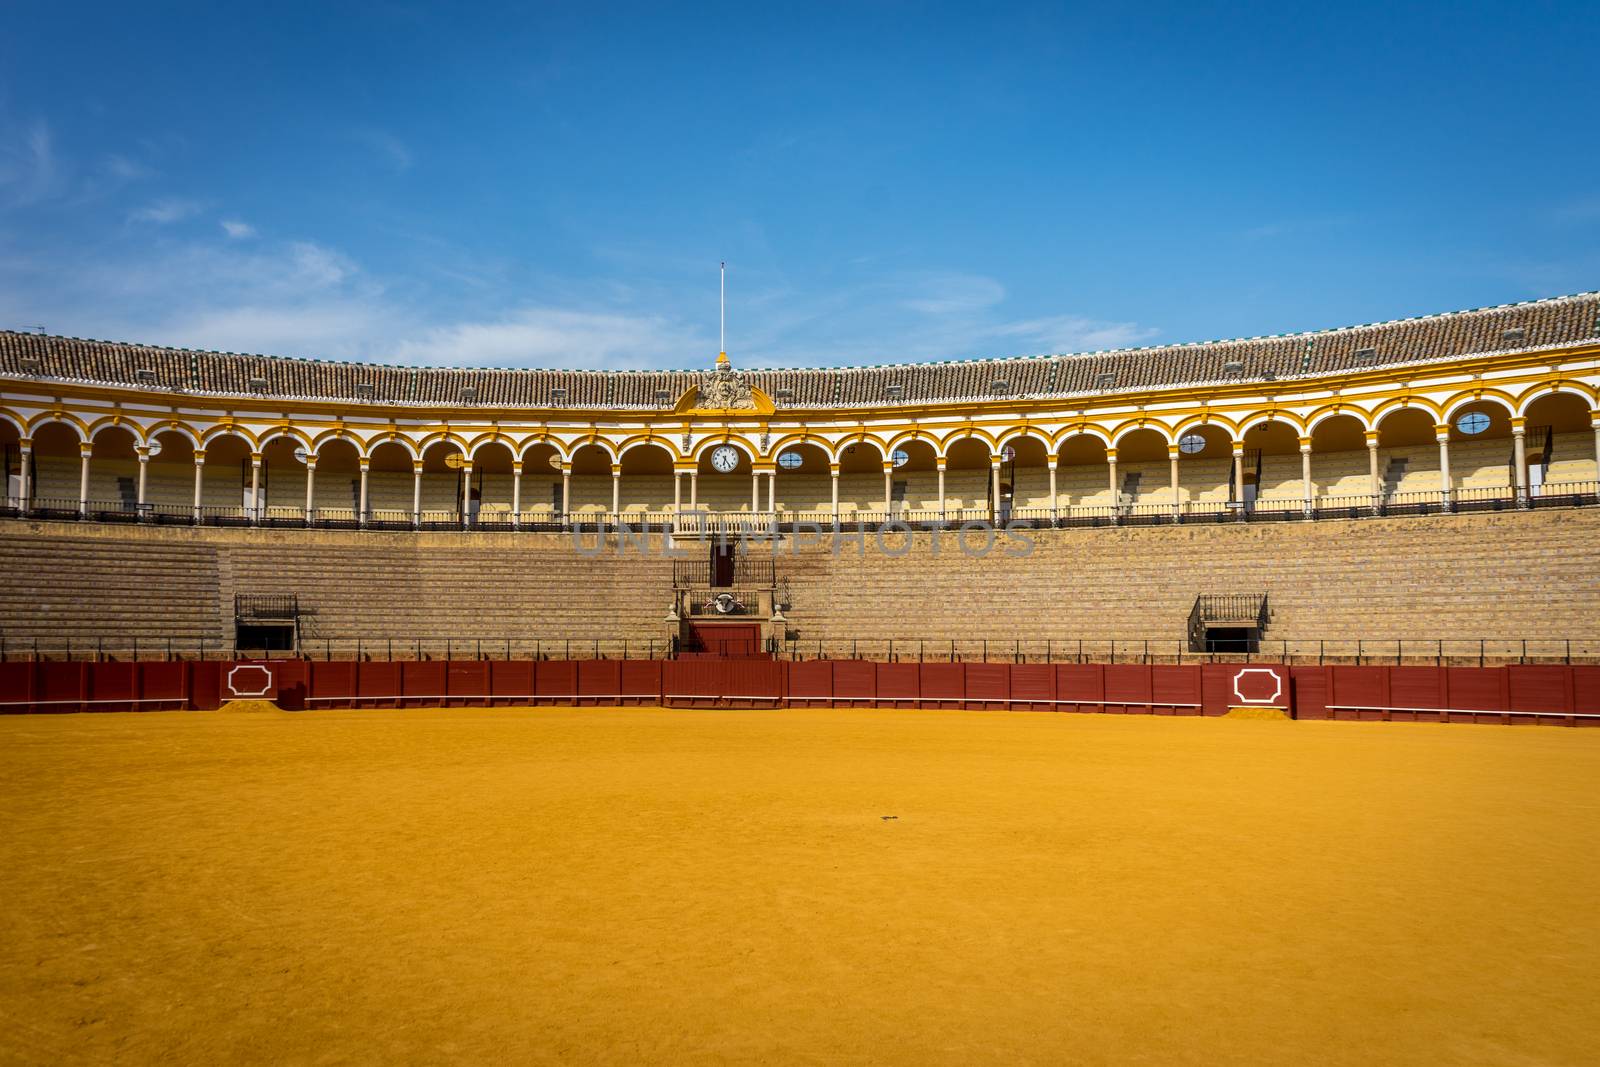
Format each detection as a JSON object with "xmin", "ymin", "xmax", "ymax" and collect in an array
[{"xmin": 1, "ymin": 658, "xmax": 1595, "ymax": 725}]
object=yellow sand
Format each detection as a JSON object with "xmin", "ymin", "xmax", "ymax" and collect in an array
[{"xmin": 1, "ymin": 707, "xmax": 1596, "ymax": 1066}]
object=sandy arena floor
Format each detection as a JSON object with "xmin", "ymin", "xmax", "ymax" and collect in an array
[{"xmin": 1, "ymin": 706, "xmax": 1597, "ymax": 1066}]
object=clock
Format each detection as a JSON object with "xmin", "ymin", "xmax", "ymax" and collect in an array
[{"xmin": 709, "ymin": 445, "xmax": 740, "ymax": 473}]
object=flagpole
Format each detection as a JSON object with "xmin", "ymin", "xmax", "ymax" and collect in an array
[{"xmin": 719, "ymin": 261, "xmax": 726, "ymax": 357}]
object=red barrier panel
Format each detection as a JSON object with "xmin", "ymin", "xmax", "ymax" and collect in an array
[
  {"xmin": 1009, "ymin": 663, "xmax": 1053, "ymax": 711},
  {"xmin": 577, "ymin": 660, "xmax": 622, "ymax": 705},
  {"xmin": 446, "ymin": 661, "xmax": 491, "ymax": 705},
  {"xmin": 833, "ymin": 660, "xmax": 876, "ymax": 703},
  {"xmin": 309, "ymin": 661, "xmax": 357, "ymax": 708},
  {"xmin": 536, "ymin": 660, "xmax": 577, "ymax": 703},
  {"xmin": 0, "ymin": 662, "xmax": 36, "ymax": 712},
  {"xmin": 965, "ymin": 663, "xmax": 1009, "ymax": 710},
  {"xmin": 1290, "ymin": 667, "xmax": 1329, "ymax": 719},
  {"xmin": 1328, "ymin": 666, "xmax": 1388, "ymax": 720},
  {"xmin": 1389, "ymin": 667, "xmax": 1445, "ymax": 722},
  {"xmin": 876, "ymin": 662, "xmax": 920, "ymax": 706},
  {"xmin": 491, "ymin": 660, "xmax": 535, "ymax": 705},
  {"xmin": 1574, "ymin": 667, "xmax": 1600, "ymax": 720},
  {"xmin": 190, "ymin": 661, "xmax": 222, "ymax": 710},
  {"xmin": 725, "ymin": 659, "xmax": 784, "ymax": 708},
  {"xmin": 788, "ymin": 660, "xmax": 833, "ymax": 704},
  {"xmin": 90, "ymin": 661, "xmax": 137, "ymax": 712},
  {"xmin": 1055, "ymin": 663, "xmax": 1104, "ymax": 712},
  {"xmin": 1508, "ymin": 665, "xmax": 1574, "ymax": 720},
  {"xmin": 402, "ymin": 661, "xmax": 446, "ymax": 707},
  {"xmin": 140, "ymin": 662, "xmax": 189, "ymax": 709},
  {"xmin": 1446, "ymin": 667, "xmax": 1508, "ymax": 720},
  {"xmin": 356, "ymin": 661, "xmax": 402, "ymax": 707},
  {"xmin": 1152, "ymin": 665, "xmax": 1203, "ymax": 715},
  {"xmin": 38, "ymin": 662, "xmax": 88, "ymax": 713},
  {"xmin": 1104, "ymin": 665, "xmax": 1153, "ymax": 713},
  {"xmin": 620, "ymin": 661, "xmax": 662, "ymax": 705},
  {"xmin": 918, "ymin": 662, "xmax": 963, "ymax": 709}
]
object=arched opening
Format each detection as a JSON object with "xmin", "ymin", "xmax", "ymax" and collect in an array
[
  {"xmin": 1308, "ymin": 413, "xmax": 1369, "ymax": 503},
  {"xmin": 1, "ymin": 416, "xmax": 21, "ymax": 511},
  {"xmin": 1375, "ymin": 407, "xmax": 1444, "ymax": 500},
  {"xmin": 619, "ymin": 442, "xmax": 673, "ymax": 515},
  {"xmin": 366, "ymin": 441, "xmax": 414, "ymax": 522},
  {"xmin": 88, "ymin": 425, "xmax": 140, "ymax": 515},
  {"xmin": 695, "ymin": 441, "xmax": 755, "ymax": 513},
  {"xmin": 313, "ymin": 438, "xmax": 363, "ymax": 521},
  {"xmin": 520, "ymin": 442, "xmax": 564, "ymax": 521},
  {"xmin": 1114, "ymin": 427, "xmax": 1172, "ymax": 514},
  {"xmin": 942, "ymin": 437, "xmax": 992, "ymax": 520},
  {"xmin": 1055, "ymin": 433, "xmax": 1109, "ymax": 511},
  {"xmin": 887, "ymin": 438, "xmax": 937, "ymax": 518},
  {"xmin": 1445, "ymin": 399, "xmax": 1514, "ymax": 501},
  {"xmin": 771, "ymin": 441, "xmax": 832, "ymax": 516},
  {"xmin": 471, "ymin": 441, "xmax": 516, "ymax": 525},
  {"xmin": 419, "ymin": 440, "xmax": 467, "ymax": 523},
  {"xmin": 201, "ymin": 433, "xmax": 252, "ymax": 521},
  {"xmin": 998, "ymin": 435, "xmax": 1050, "ymax": 520},
  {"xmin": 145, "ymin": 429, "xmax": 196, "ymax": 520},
  {"xmin": 28, "ymin": 422, "xmax": 82, "ymax": 512},
  {"xmin": 569, "ymin": 442, "xmax": 614, "ymax": 516},
  {"xmin": 834, "ymin": 438, "xmax": 887, "ymax": 517},
  {"xmin": 1522, "ymin": 391, "xmax": 1597, "ymax": 490},
  {"xmin": 1240, "ymin": 420, "xmax": 1303, "ymax": 512},
  {"xmin": 256, "ymin": 436, "xmax": 307, "ymax": 523}
]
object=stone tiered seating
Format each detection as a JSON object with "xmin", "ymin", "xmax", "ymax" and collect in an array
[{"xmin": 0, "ymin": 532, "xmax": 226, "ymax": 647}]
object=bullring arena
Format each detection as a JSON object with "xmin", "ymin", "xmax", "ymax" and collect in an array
[{"xmin": 3, "ymin": 292, "xmax": 1600, "ymax": 1063}]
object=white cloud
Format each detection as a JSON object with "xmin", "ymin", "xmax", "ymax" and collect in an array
[
  {"xmin": 901, "ymin": 272, "xmax": 1007, "ymax": 315},
  {"xmin": 104, "ymin": 154, "xmax": 154, "ymax": 181},
  {"xmin": 220, "ymin": 218, "xmax": 256, "ymax": 239},
  {"xmin": 0, "ymin": 119, "xmax": 59, "ymax": 208},
  {"xmin": 355, "ymin": 129, "xmax": 414, "ymax": 172},
  {"xmin": 989, "ymin": 314, "xmax": 1159, "ymax": 353},
  {"xmin": 129, "ymin": 198, "xmax": 202, "ymax": 224},
  {"xmin": 388, "ymin": 308, "xmax": 705, "ymax": 368}
]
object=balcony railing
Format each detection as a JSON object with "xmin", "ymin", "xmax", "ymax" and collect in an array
[{"xmin": 5, "ymin": 481, "xmax": 1598, "ymax": 533}]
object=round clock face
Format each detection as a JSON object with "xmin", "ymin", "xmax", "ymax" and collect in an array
[{"xmin": 709, "ymin": 445, "xmax": 740, "ymax": 473}]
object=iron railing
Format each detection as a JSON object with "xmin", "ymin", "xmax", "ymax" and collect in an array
[
  {"xmin": 672, "ymin": 557, "xmax": 777, "ymax": 588},
  {"xmin": 3, "ymin": 633, "xmax": 1597, "ymax": 666},
  {"xmin": 5, "ymin": 481, "xmax": 1599, "ymax": 533}
]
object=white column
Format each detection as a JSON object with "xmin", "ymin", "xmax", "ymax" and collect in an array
[
  {"xmin": 1231, "ymin": 446, "xmax": 1244, "ymax": 503},
  {"xmin": 673, "ymin": 470, "xmax": 682, "ymax": 515},
  {"xmin": 359, "ymin": 461, "xmax": 370, "ymax": 527},
  {"xmin": 1299, "ymin": 437, "xmax": 1313, "ymax": 516},
  {"xmin": 990, "ymin": 460, "xmax": 1001, "ymax": 522},
  {"xmin": 936, "ymin": 462, "xmax": 946, "ymax": 520},
  {"xmin": 1106, "ymin": 449, "xmax": 1119, "ymax": 525},
  {"xmin": 750, "ymin": 471, "xmax": 759, "ymax": 513},
  {"xmin": 1366, "ymin": 432, "xmax": 1381, "ymax": 508},
  {"xmin": 136, "ymin": 448, "xmax": 150, "ymax": 513},
  {"xmin": 766, "ymin": 470, "xmax": 777, "ymax": 513},
  {"xmin": 460, "ymin": 462, "xmax": 474, "ymax": 528},
  {"xmin": 562, "ymin": 469, "xmax": 572, "ymax": 523},
  {"xmin": 1511, "ymin": 422, "xmax": 1528, "ymax": 505},
  {"xmin": 829, "ymin": 467, "xmax": 839, "ymax": 520},
  {"xmin": 689, "ymin": 470, "xmax": 698, "ymax": 512},
  {"xmin": 1167, "ymin": 446, "xmax": 1180, "ymax": 518},
  {"xmin": 611, "ymin": 464, "xmax": 622, "ymax": 519},
  {"xmin": 883, "ymin": 467, "xmax": 893, "ymax": 514},
  {"xmin": 511, "ymin": 461, "xmax": 523, "ymax": 528},
  {"xmin": 192, "ymin": 450, "xmax": 205, "ymax": 522},
  {"xmin": 77, "ymin": 442, "xmax": 92, "ymax": 517},
  {"xmin": 411, "ymin": 462, "xmax": 423, "ymax": 528},
  {"xmin": 249, "ymin": 452, "xmax": 262, "ymax": 524},
  {"xmin": 1436, "ymin": 428, "xmax": 1452, "ymax": 505},
  {"xmin": 1048, "ymin": 460, "xmax": 1059, "ymax": 522},
  {"xmin": 17, "ymin": 442, "xmax": 31, "ymax": 512},
  {"xmin": 304, "ymin": 458, "xmax": 317, "ymax": 524}
]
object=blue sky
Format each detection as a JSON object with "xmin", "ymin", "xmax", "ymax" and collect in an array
[{"xmin": 2, "ymin": 1, "xmax": 1596, "ymax": 369}]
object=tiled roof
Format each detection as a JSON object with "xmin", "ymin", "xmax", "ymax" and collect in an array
[{"xmin": 3, "ymin": 292, "xmax": 1596, "ymax": 409}]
